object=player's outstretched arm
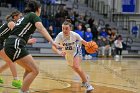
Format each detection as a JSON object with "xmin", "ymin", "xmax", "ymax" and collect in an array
[
  {"xmin": 52, "ymin": 45, "xmax": 60, "ymax": 54},
  {"xmin": 35, "ymin": 22, "xmax": 62, "ymax": 48},
  {"xmin": 52, "ymin": 45, "xmax": 65, "ymax": 56},
  {"xmin": 81, "ymin": 40, "xmax": 88, "ymax": 46},
  {"xmin": 35, "ymin": 22, "xmax": 54, "ymax": 43},
  {"xmin": 27, "ymin": 38, "xmax": 37, "ymax": 44}
]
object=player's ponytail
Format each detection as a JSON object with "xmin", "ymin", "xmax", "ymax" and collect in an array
[
  {"xmin": 5, "ymin": 10, "xmax": 21, "ymax": 22},
  {"xmin": 5, "ymin": 14, "xmax": 12, "ymax": 22}
]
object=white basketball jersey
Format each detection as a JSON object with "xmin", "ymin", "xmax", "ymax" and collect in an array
[
  {"xmin": 55, "ymin": 31, "xmax": 83, "ymax": 66},
  {"xmin": 55, "ymin": 31, "xmax": 83, "ymax": 54}
]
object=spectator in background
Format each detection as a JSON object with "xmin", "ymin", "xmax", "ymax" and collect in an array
[
  {"xmin": 114, "ymin": 35, "xmax": 123, "ymax": 61},
  {"xmin": 107, "ymin": 28, "xmax": 116, "ymax": 47},
  {"xmin": 105, "ymin": 24, "xmax": 110, "ymax": 32},
  {"xmin": 107, "ymin": 30, "xmax": 117, "ymax": 57},
  {"xmin": 131, "ymin": 25, "xmax": 138, "ymax": 38},
  {"xmin": 74, "ymin": 24, "xmax": 85, "ymax": 57},
  {"xmin": 88, "ymin": 17, "xmax": 94, "ymax": 28},
  {"xmin": 84, "ymin": 28, "xmax": 93, "ymax": 42},
  {"xmin": 106, "ymin": 28, "xmax": 112, "ymax": 37},
  {"xmin": 84, "ymin": 28, "xmax": 93, "ymax": 59},
  {"xmin": 91, "ymin": 24, "xmax": 98, "ymax": 41},
  {"xmin": 69, "ymin": 11, "xmax": 76, "ymax": 26},
  {"xmin": 99, "ymin": 28, "xmax": 108, "ymax": 38},
  {"xmin": 97, "ymin": 19, "xmax": 105, "ymax": 32},
  {"xmin": 77, "ymin": 15, "xmax": 85, "ymax": 24},
  {"xmin": 97, "ymin": 37, "xmax": 112, "ymax": 57},
  {"xmin": 112, "ymin": 27, "xmax": 118, "ymax": 34},
  {"xmin": 48, "ymin": 25, "xmax": 55, "ymax": 38},
  {"xmin": 75, "ymin": 24, "xmax": 84, "ymax": 38}
]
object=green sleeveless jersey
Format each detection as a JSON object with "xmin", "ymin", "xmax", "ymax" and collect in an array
[
  {"xmin": 0, "ymin": 23, "xmax": 11, "ymax": 42},
  {"xmin": 10, "ymin": 12, "xmax": 41, "ymax": 43}
]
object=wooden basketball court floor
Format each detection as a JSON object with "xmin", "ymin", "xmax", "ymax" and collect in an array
[{"xmin": 0, "ymin": 57, "xmax": 139, "ymax": 93}]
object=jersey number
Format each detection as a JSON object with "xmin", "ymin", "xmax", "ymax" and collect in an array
[
  {"xmin": 16, "ymin": 17, "xmax": 24, "ymax": 26},
  {"xmin": 65, "ymin": 46, "xmax": 72, "ymax": 50}
]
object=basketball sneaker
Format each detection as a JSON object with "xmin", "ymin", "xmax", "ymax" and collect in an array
[
  {"xmin": 81, "ymin": 76, "xmax": 89, "ymax": 87},
  {"xmin": 0, "ymin": 77, "xmax": 4, "ymax": 84},
  {"xmin": 87, "ymin": 55, "xmax": 92, "ymax": 59},
  {"xmin": 81, "ymin": 82, "xmax": 94, "ymax": 91},
  {"xmin": 84, "ymin": 55, "xmax": 88, "ymax": 60},
  {"xmin": 115, "ymin": 55, "xmax": 120, "ymax": 61},
  {"xmin": 86, "ymin": 85, "xmax": 94, "ymax": 91},
  {"xmin": 12, "ymin": 80, "xmax": 22, "ymax": 88}
]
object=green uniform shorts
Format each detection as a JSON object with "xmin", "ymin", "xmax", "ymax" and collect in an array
[{"xmin": 4, "ymin": 37, "xmax": 29, "ymax": 62}]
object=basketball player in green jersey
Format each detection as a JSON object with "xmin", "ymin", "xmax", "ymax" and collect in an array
[
  {"xmin": 4, "ymin": 1, "xmax": 60, "ymax": 93},
  {"xmin": 0, "ymin": 10, "xmax": 37, "ymax": 89},
  {"xmin": 0, "ymin": 10, "xmax": 23, "ymax": 88}
]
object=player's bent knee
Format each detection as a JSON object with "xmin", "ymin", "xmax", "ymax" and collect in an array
[{"xmin": 32, "ymin": 68, "xmax": 39, "ymax": 76}]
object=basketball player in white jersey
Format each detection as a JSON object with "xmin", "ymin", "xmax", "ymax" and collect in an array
[{"xmin": 52, "ymin": 21, "xmax": 94, "ymax": 92}]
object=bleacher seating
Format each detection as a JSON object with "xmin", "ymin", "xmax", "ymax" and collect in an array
[{"xmin": 29, "ymin": 31, "xmax": 60, "ymax": 57}]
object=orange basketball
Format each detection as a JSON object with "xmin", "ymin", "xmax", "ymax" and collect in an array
[{"xmin": 85, "ymin": 41, "xmax": 98, "ymax": 54}]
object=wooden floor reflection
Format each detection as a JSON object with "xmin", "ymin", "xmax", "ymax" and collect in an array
[{"xmin": 0, "ymin": 57, "xmax": 139, "ymax": 93}]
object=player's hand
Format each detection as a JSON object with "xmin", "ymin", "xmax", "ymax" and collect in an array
[
  {"xmin": 28, "ymin": 38, "xmax": 37, "ymax": 44},
  {"xmin": 58, "ymin": 51, "xmax": 66, "ymax": 56}
]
